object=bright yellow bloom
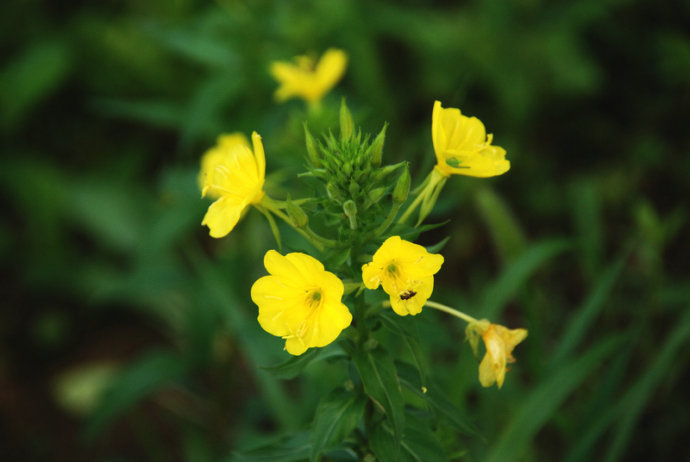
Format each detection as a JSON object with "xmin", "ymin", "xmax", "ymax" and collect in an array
[
  {"xmin": 251, "ymin": 250, "xmax": 352, "ymax": 355},
  {"xmin": 362, "ymin": 236, "xmax": 444, "ymax": 316},
  {"xmin": 270, "ymin": 48, "xmax": 348, "ymax": 103},
  {"xmin": 466, "ymin": 320, "xmax": 527, "ymax": 389},
  {"xmin": 198, "ymin": 133, "xmax": 250, "ymax": 199},
  {"xmin": 432, "ymin": 100, "xmax": 510, "ymax": 178},
  {"xmin": 201, "ymin": 132, "xmax": 265, "ymax": 238}
]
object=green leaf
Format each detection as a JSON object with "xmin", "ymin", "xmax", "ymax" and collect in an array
[
  {"xmin": 549, "ymin": 254, "xmax": 627, "ymax": 367},
  {"xmin": 85, "ymin": 349, "xmax": 187, "ymax": 440},
  {"xmin": 425, "ymin": 236, "xmax": 451, "ymax": 254},
  {"xmin": 370, "ymin": 423, "xmax": 406, "ymax": 462},
  {"xmin": 379, "ymin": 313, "xmax": 429, "ymax": 387},
  {"xmin": 0, "ymin": 40, "xmax": 71, "ymax": 129},
  {"xmin": 396, "ymin": 361, "xmax": 478, "ymax": 437},
  {"xmin": 474, "ymin": 187, "xmax": 526, "ymax": 262},
  {"xmin": 485, "ymin": 335, "xmax": 625, "ymax": 462},
  {"xmin": 604, "ymin": 313, "xmax": 690, "ymax": 462},
  {"xmin": 352, "ymin": 346, "xmax": 405, "ymax": 443},
  {"xmin": 480, "ymin": 239, "xmax": 571, "ymax": 319},
  {"xmin": 310, "ymin": 388, "xmax": 366, "ymax": 461},
  {"xmin": 402, "ymin": 413, "xmax": 448, "ymax": 462},
  {"xmin": 230, "ymin": 432, "xmax": 311, "ymax": 462},
  {"xmin": 261, "ymin": 349, "xmax": 321, "ymax": 380},
  {"xmin": 370, "ymin": 415, "xmax": 448, "ymax": 462}
]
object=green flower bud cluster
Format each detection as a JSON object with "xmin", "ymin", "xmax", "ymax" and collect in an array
[{"xmin": 302, "ymin": 100, "xmax": 408, "ymax": 251}]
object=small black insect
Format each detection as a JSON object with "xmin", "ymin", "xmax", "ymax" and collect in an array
[{"xmin": 400, "ymin": 290, "xmax": 417, "ymax": 300}]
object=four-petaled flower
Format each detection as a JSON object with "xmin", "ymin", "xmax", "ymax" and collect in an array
[
  {"xmin": 251, "ymin": 250, "xmax": 353, "ymax": 355},
  {"xmin": 270, "ymin": 49, "xmax": 348, "ymax": 104},
  {"xmin": 432, "ymin": 100, "xmax": 510, "ymax": 178},
  {"xmin": 466, "ymin": 320, "xmax": 527, "ymax": 388},
  {"xmin": 361, "ymin": 236, "xmax": 444, "ymax": 316},
  {"xmin": 201, "ymin": 132, "xmax": 266, "ymax": 238}
]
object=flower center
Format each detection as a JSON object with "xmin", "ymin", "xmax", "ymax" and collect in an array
[{"xmin": 306, "ymin": 289, "xmax": 323, "ymax": 310}]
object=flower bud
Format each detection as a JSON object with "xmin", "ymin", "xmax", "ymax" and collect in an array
[
  {"xmin": 369, "ymin": 123, "xmax": 387, "ymax": 167},
  {"xmin": 303, "ymin": 124, "xmax": 321, "ymax": 167},
  {"xmin": 348, "ymin": 180, "xmax": 360, "ymax": 197},
  {"xmin": 286, "ymin": 197, "xmax": 309, "ymax": 228},
  {"xmin": 343, "ymin": 200, "xmax": 358, "ymax": 230},
  {"xmin": 393, "ymin": 164, "xmax": 411, "ymax": 204},
  {"xmin": 340, "ymin": 98, "xmax": 354, "ymax": 141},
  {"xmin": 368, "ymin": 187, "xmax": 387, "ymax": 204},
  {"xmin": 327, "ymin": 182, "xmax": 345, "ymax": 203}
]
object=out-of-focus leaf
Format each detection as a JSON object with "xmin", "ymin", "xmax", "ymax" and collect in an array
[
  {"xmin": 85, "ymin": 349, "xmax": 187, "ymax": 440},
  {"xmin": 480, "ymin": 239, "xmax": 571, "ymax": 319},
  {"xmin": 474, "ymin": 187, "xmax": 526, "ymax": 263},
  {"xmin": 604, "ymin": 312, "xmax": 690, "ymax": 462},
  {"xmin": 0, "ymin": 40, "xmax": 71, "ymax": 129},
  {"xmin": 352, "ymin": 346, "xmax": 405, "ymax": 443},
  {"xmin": 230, "ymin": 432, "xmax": 311, "ymax": 462},
  {"xmin": 93, "ymin": 98, "xmax": 185, "ymax": 128},
  {"xmin": 262, "ymin": 349, "xmax": 321, "ymax": 380},
  {"xmin": 310, "ymin": 388, "xmax": 366, "ymax": 461},
  {"xmin": 53, "ymin": 362, "xmax": 119, "ymax": 416},
  {"xmin": 485, "ymin": 335, "xmax": 625, "ymax": 462},
  {"xmin": 570, "ymin": 178, "xmax": 603, "ymax": 278},
  {"xmin": 549, "ymin": 254, "xmax": 627, "ymax": 367}
]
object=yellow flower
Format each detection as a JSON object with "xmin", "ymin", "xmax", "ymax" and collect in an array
[
  {"xmin": 432, "ymin": 100, "xmax": 510, "ymax": 178},
  {"xmin": 466, "ymin": 320, "xmax": 527, "ymax": 389},
  {"xmin": 270, "ymin": 48, "xmax": 348, "ymax": 104},
  {"xmin": 198, "ymin": 133, "xmax": 250, "ymax": 199},
  {"xmin": 201, "ymin": 131, "xmax": 265, "ymax": 238},
  {"xmin": 361, "ymin": 236, "xmax": 444, "ymax": 316},
  {"xmin": 251, "ymin": 250, "xmax": 352, "ymax": 355}
]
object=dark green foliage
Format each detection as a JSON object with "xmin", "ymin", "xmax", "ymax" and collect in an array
[{"xmin": 2, "ymin": 0, "xmax": 689, "ymax": 460}]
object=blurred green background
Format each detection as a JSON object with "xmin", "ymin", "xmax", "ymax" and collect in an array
[{"xmin": 1, "ymin": 0, "xmax": 689, "ymax": 460}]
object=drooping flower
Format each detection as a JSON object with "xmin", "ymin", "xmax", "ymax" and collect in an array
[
  {"xmin": 198, "ymin": 133, "xmax": 250, "ymax": 199},
  {"xmin": 432, "ymin": 100, "xmax": 510, "ymax": 178},
  {"xmin": 251, "ymin": 250, "xmax": 352, "ymax": 355},
  {"xmin": 201, "ymin": 131, "xmax": 265, "ymax": 238},
  {"xmin": 270, "ymin": 48, "xmax": 348, "ymax": 104},
  {"xmin": 466, "ymin": 320, "xmax": 527, "ymax": 389},
  {"xmin": 361, "ymin": 236, "xmax": 444, "ymax": 316}
]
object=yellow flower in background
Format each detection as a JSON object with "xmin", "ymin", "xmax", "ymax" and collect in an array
[
  {"xmin": 270, "ymin": 48, "xmax": 348, "ymax": 104},
  {"xmin": 198, "ymin": 133, "xmax": 250, "ymax": 199},
  {"xmin": 362, "ymin": 236, "xmax": 444, "ymax": 316},
  {"xmin": 251, "ymin": 250, "xmax": 352, "ymax": 355},
  {"xmin": 201, "ymin": 132, "xmax": 265, "ymax": 238},
  {"xmin": 432, "ymin": 100, "xmax": 510, "ymax": 178},
  {"xmin": 466, "ymin": 320, "xmax": 527, "ymax": 389}
]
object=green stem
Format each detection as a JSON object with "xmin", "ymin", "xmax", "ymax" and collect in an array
[
  {"xmin": 259, "ymin": 200, "xmax": 327, "ymax": 251},
  {"xmin": 398, "ymin": 189, "xmax": 426, "ymax": 224},
  {"xmin": 424, "ymin": 300, "xmax": 478, "ymax": 324},
  {"xmin": 374, "ymin": 202, "xmax": 401, "ymax": 236}
]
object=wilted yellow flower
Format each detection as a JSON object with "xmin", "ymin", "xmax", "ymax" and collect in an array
[
  {"xmin": 251, "ymin": 250, "xmax": 352, "ymax": 355},
  {"xmin": 432, "ymin": 100, "xmax": 510, "ymax": 178},
  {"xmin": 201, "ymin": 132, "xmax": 265, "ymax": 238},
  {"xmin": 198, "ymin": 133, "xmax": 250, "ymax": 199},
  {"xmin": 466, "ymin": 320, "xmax": 527, "ymax": 389},
  {"xmin": 362, "ymin": 236, "xmax": 444, "ymax": 316},
  {"xmin": 270, "ymin": 48, "xmax": 348, "ymax": 104}
]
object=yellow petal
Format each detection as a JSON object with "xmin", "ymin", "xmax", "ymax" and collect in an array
[
  {"xmin": 251, "ymin": 132, "xmax": 266, "ymax": 183},
  {"xmin": 315, "ymin": 48, "xmax": 348, "ymax": 91},
  {"xmin": 201, "ymin": 196, "xmax": 249, "ymax": 238}
]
